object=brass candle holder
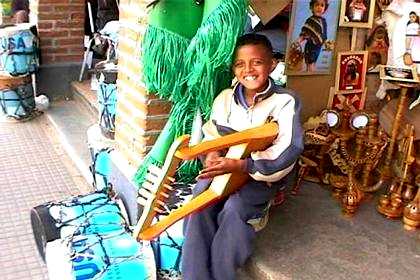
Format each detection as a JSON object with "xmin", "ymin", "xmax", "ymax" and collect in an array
[
  {"xmin": 377, "ymin": 182, "xmax": 405, "ymax": 219},
  {"xmin": 342, "ymin": 169, "xmax": 364, "ymax": 216},
  {"xmin": 380, "ymin": 83, "xmax": 417, "ymax": 182},
  {"xmin": 326, "ymin": 110, "xmax": 388, "ymax": 215},
  {"xmin": 377, "ymin": 124, "xmax": 416, "ymax": 220},
  {"xmin": 402, "ymin": 175, "xmax": 420, "ymax": 230}
]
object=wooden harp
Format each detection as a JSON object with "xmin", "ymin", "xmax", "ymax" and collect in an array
[{"xmin": 133, "ymin": 122, "xmax": 279, "ymax": 241}]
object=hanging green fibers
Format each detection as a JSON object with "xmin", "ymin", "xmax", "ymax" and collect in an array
[
  {"xmin": 134, "ymin": 0, "xmax": 248, "ymax": 187},
  {"xmin": 142, "ymin": 25, "xmax": 190, "ymax": 100},
  {"xmin": 183, "ymin": 0, "xmax": 248, "ymax": 118}
]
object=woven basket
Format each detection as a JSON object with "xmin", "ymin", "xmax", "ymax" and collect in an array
[
  {"xmin": 0, "ymin": 73, "xmax": 31, "ymax": 90},
  {"xmin": 286, "ymin": 42, "xmax": 304, "ymax": 72}
]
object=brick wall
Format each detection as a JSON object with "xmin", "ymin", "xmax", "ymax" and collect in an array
[
  {"xmin": 31, "ymin": 0, "xmax": 84, "ymax": 64},
  {"xmin": 115, "ymin": 0, "xmax": 171, "ymax": 167}
]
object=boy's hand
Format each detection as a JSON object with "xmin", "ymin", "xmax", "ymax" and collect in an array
[
  {"xmin": 204, "ymin": 151, "xmax": 222, "ymax": 168},
  {"xmin": 196, "ymin": 158, "xmax": 247, "ymax": 180}
]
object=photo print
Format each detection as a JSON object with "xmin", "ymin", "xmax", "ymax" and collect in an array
[
  {"xmin": 339, "ymin": 0, "xmax": 376, "ymax": 28},
  {"xmin": 285, "ymin": 0, "xmax": 339, "ymax": 75},
  {"xmin": 379, "ymin": 65, "xmax": 419, "ymax": 83},
  {"xmin": 335, "ymin": 51, "xmax": 368, "ymax": 93}
]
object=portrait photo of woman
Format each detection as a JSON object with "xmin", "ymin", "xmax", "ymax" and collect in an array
[{"xmin": 339, "ymin": 0, "xmax": 376, "ymax": 28}]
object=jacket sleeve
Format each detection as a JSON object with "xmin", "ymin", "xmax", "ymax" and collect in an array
[
  {"xmin": 246, "ymin": 94, "xmax": 304, "ymax": 182},
  {"xmin": 202, "ymin": 101, "xmax": 222, "ymax": 142},
  {"xmin": 201, "ymin": 89, "xmax": 233, "ymax": 141}
]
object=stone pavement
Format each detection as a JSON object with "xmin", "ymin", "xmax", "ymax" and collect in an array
[
  {"xmin": 246, "ymin": 182, "xmax": 420, "ymax": 280},
  {"xmin": 0, "ymin": 115, "xmax": 91, "ymax": 280}
]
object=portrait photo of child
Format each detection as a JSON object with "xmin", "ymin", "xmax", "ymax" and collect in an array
[
  {"xmin": 339, "ymin": 0, "xmax": 376, "ymax": 28},
  {"xmin": 286, "ymin": 0, "xmax": 339, "ymax": 75},
  {"xmin": 383, "ymin": 2, "xmax": 420, "ymax": 73},
  {"xmin": 404, "ymin": 11, "xmax": 420, "ymax": 69}
]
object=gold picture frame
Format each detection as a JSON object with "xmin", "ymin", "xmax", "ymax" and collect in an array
[
  {"xmin": 339, "ymin": 0, "xmax": 376, "ymax": 28},
  {"xmin": 335, "ymin": 51, "xmax": 368, "ymax": 94}
]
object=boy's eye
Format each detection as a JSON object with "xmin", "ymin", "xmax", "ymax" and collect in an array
[{"xmin": 234, "ymin": 62, "xmax": 244, "ymax": 68}]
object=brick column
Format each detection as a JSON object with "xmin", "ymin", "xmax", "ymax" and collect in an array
[
  {"xmin": 115, "ymin": 0, "xmax": 171, "ymax": 167},
  {"xmin": 32, "ymin": 0, "xmax": 84, "ymax": 64}
]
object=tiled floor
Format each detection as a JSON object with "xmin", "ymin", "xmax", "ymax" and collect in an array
[{"xmin": 0, "ymin": 115, "xmax": 88, "ymax": 280}]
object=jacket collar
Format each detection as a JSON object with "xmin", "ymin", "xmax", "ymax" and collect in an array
[{"xmin": 233, "ymin": 78, "xmax": 275, "ymax": 109}]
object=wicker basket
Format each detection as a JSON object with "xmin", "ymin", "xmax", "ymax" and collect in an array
[
  {"xmin": 286, "ymin": 42, "xmax": 304, "ymax": 72},
  {"xmin": 0, "ymin": 73, "xmax": 31, "ymax": 90}
]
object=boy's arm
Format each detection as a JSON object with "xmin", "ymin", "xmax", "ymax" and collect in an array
[
  {"xmin": 246, "ymin": 94, "xmax": 304, "ymax": 182},
  {"xmin": 200, "ymin": 90, "xmax": 229, "ymax": 170},
  {"xmin": 198, "ymin": 89, "xmax": 247, "ymax": 179}
]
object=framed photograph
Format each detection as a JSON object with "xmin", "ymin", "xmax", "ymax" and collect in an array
[
  {"xmin": 335, "ymin": 51, "xmax": 368, "ymax": 93},
  {"xmin": 379, "ymin": 65, "xmax": 419, "ymax": 83},
  {"xmin": 365, "ymin": 24, "xmax": 389, "ymax": 73},
  {"xmin": 382, "ymin": 4, "xmax": 420, "ymax": 72},
  {"xmin": 327, "ymin": 88, "xmax": 367, "ymax": 112},
  {"xmin": 285, "ymin": 0, "xmax": 340, "ymax": 75},
  {"xmin": 339, "ymin": 0, "xmax": 376, "ymax": 28}
]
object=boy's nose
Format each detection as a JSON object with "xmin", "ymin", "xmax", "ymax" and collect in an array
[{"xmin": 245, "ymin": 63, "xmax": 253, "ymax": 72}]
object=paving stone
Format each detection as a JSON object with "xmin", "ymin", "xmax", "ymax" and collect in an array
[{"xmin": 0, "ymin": 116, "xmax": 88, "ymax": 280}]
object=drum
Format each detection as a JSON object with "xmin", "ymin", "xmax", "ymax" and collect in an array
[
  {"xmin": 0, "ymin": 73, "xmax": 35, "ymax": 119},
  {"xmin": 96, "ymin": 62, "xmax": 117, "ymax": 139},
  {"xmin": 87, "ymin": 124, "xmax": 115, "ymax": 191},
  {"xmin": 153, "ymin": 221, "xmax": 184, "ymax": 278},
  {"xmin": 0, "ymin": 23, "xmax": 38, "ymax": 76},
  {"xmin": 45, "ymin": 232, "xmax": 156, "ymax": 280},
  {"xmin": 31, "ymin": 191, "xmax": 128, "ymax": 261},
  {"xmin": 90, "ymin": 147, "xmax": 113, "ymax": 191}
]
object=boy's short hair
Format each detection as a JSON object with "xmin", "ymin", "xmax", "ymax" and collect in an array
[
  {"xmin": 234, "ymin": 33, "xmax": 273, "ymax": 57},
  {"xmin": 310, "ymin": 0, "xmax": 329, "ymax": 12}
]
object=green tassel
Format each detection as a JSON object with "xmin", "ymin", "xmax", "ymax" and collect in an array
[
  {"xmin": 142, "ymin": 25, "xmax": 190, "ymax": 100},
  {"xmin": 183, "ymin": 0, "xmax": 248, "ymax": 117}
]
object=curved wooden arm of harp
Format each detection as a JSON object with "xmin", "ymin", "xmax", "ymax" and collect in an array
[{"xmin": 133, "ymin": 122, "xmax": 279, "ymax": 241}]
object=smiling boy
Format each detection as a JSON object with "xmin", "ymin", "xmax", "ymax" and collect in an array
[{"xmin": 181, "ymin": 33, "xmax": 304, "ymax": 280}]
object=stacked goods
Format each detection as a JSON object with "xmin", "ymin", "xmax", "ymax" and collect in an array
[
  {"xmin": 31, "ymin": 191, "xmax": 157, "ymax": 280},
  {"xmin": 87, "ymin": 124, "xmax": 115, "ymax": 191},
  {"xmin": 0, "ymin": 23, "xmax": 38, "ymax": 120},
  {"xmin": 95, "ymin": 61, "xmax": 118, "ymax": 139},
  {"xmin": 0, "ymin": 72, "xmax": 34, "ymax": 119}
]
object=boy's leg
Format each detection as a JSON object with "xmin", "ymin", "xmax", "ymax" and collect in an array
[
  {"xmin": 182, "ymin": 179, "xmax": 224, "ymax": 280},
  {"xmin": 210, "ymin": 180, "xmax": 276, "ymax": 280}
]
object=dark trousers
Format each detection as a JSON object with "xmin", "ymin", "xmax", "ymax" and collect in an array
[{"xmin": 181, "ymin": 178, "xmax": 277, "ymax": 280}]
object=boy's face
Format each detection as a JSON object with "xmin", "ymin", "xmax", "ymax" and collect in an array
[
  {"xmin": 312, "ymin": 0, "xmax": 326, "ymax": 17},
  {"xmin": 232, "ymin": 44, "xmax": 275, "ymax": 94}
]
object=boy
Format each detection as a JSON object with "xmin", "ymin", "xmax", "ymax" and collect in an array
[
  {"xmin": 297, "ymin": 0, "xmax": 329, "ymax": 72},
  {"xmin": 181, "ymin": 34, "xmax": 304, "ymax": 280}
]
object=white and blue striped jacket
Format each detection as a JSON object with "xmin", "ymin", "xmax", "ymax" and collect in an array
[{"xmin": 202, "ymin": 79, "xmax": 304, "ymax": 183}]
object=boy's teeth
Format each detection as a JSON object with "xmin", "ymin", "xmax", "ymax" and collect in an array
[{"xmin": 244, "ymin": 76, "xmax": 256, "ymax": 81}]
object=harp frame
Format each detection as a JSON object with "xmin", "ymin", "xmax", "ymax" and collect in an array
[{"xmin": 133, "ymin": 122, "xmax": 279, "ymax": 241}]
